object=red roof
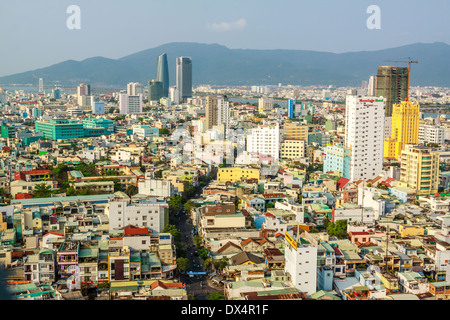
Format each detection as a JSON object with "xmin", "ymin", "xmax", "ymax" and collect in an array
[
  {"xmin": 18, "ymin": 170, "xmax": 51, "ymax": 175},
  {"xmin": 349, "ymin": 231, "xmax": 369, "ymax": 236},
  {"xmin": 15, "ymin": 193, "xmax": 32, "ymax": 199},
  {"xmin": 124, "ymin": 227, "xmax": 149, "ymax": 236},
  {"xmin": 150, "ymin": 280, "xmax": 185, "ymax": 290},
  {"xmin": 337, "ymin": 177, "xmax": 350, "ymax": 190},
  {"xmin": 44, "ymin": 231, "xmax": 64, "ymax": 237}
]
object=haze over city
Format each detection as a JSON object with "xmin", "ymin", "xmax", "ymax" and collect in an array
[{"xmin": 0, "ymin": 0, "xmax": 449, "ymax": 76}]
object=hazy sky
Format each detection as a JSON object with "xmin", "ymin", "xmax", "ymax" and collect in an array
[{"xmin": 0, "ymin": 0, "xmax": 449, "ymax": 76}]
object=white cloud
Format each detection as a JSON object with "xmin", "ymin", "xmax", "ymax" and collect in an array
[{"xmin": 207, "ymin": 18, "xmax": 247, "ymax": 32}]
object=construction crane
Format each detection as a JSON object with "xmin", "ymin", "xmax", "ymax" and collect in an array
[{"xmin": 384, "ymin": 57, "xmax": 418, "ymax": 100}]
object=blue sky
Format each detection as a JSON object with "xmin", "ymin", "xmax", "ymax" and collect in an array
[{"xmin": 0, "ymin": 0, "xmax": 449, "ymax": 76}]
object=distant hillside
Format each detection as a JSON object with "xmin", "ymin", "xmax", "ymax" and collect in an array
[{"xmin": 1, "ymin": 42, "xmax": 449, "ymax": 88}]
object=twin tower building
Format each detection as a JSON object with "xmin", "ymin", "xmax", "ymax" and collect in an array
[{"xmin": 149, "ymin": 53, "xmax": 192, "ymax": 104}]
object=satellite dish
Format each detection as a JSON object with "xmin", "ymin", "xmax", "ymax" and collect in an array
[{"xmin": 66, "ymin": 265, "xmax": 81, "ymax": 292}]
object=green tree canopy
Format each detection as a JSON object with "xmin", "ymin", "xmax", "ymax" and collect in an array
[
  {"xmin": 176, "ymin": 257, "xmax": 190, "ymax": 273},
  {"xmin": 326, "ymin": 219, "xmax": 349, "ymax": 239},
  {"xmin": 32, "ymin": 183, "xmax": 52, "ymax": 198}
]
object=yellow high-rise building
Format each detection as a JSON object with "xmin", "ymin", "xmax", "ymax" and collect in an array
[
  {"xmin": 384, "ymin": 100, "xmax": 420, "ymax": 159},
  {"xmin": 399, "ymin": 144, "xmax": 440, "ymax": 195}
]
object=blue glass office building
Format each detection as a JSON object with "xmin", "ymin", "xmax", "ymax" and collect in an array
[
  {"xmin": 156, "ymin": 53, "xmax": 169, "ymax": 97},
  {"xmin": 287, "ymin": 99, "xmax": 295, "ymax": 118}
]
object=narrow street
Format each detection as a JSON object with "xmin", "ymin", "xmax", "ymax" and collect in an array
[{"xmin": 175, "ymin": 198, "xmax": 223, "ymax": 300}]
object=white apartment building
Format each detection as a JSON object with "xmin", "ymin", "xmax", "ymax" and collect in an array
[
  {"xmin": 384, "ymin": 117, "xmax": 392, "ymax": 140},
  {"xmin": 106, "ymin": 197, "xmax": 168, "ymax": 235},
  {"xmin": 262, "ymin": 216, "xmax": 288, "ymax": 234},
  {"xmin": 357, "ymin": 186, "xmax": 386, "ymax": 219},
  {"xmin": 119, "ymin": 93, "xmax": 143, "ymax": 114},
  {"xmin": 91, "ymin": 98, "xmax": 105, "ymax": 115},
  {"xmin": 345, "ymin": 95, "xmax": 385, "ymax": 181},
  {"xmin": 284, "ymin": 233, "xmax": 318, "ymax": 295},
  {"xmin": 246, "ymin": 123, "xmax": 281, "ymax": 160},
  {"xmin": 418, "ymin": 124, "xmax": 445, "ymax": 145},
  {"xmin": 138, "ymin": 174, "xmax": 174, "ymax": 198},
  {"xmin": 258, "ymin": 96, "xmax": 273, "ymax": 113},
  {"xmin": 333, "ymin": 205, "xmax": 377, "ymax": 226},
  {"xmin": 111, "ymin": 149, "xmax": 140, "ymax": 164},
  {"xmin": 169, "ymin": 87, "xmax": 180, "ymax": 105},
  {"xmin": 127, "ymin": 82, "xmax": 145, "ymax": 96}
]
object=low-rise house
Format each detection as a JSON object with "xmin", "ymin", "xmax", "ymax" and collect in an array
[{"xmin": 397, "ymin": 271, "xmax": 429, "ymax": 295}]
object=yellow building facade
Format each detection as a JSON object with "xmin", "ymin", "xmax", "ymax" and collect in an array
[
  {"xmin": 284, "ymin": 122, "xmax": 309, "ymax": 141},
  {"xmin": 217, "ymin": 167, "xmax": 260, "ymax": 183},
  {"xmin": 384, "ymin": 100, "xmax": 420, "ymax": 159},
  {"xmin": 280, "ymin": 139, "xmax": 306, "ymax": 159},
  {"xmin": 399, "ymin": 144, "xmax": 440, "ymax": 195}
]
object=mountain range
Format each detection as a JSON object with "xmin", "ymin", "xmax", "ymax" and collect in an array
[{"xmin": 1, "ymin": 41, "xmax": 449, "ymax": 88}]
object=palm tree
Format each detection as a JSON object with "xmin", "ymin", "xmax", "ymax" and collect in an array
[{"xmin": 33, "ymin": 183, "xmax": 52, "ymax": 198}]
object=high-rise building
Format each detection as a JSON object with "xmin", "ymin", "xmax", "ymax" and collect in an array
[
  {"xmin": 258, "ymin": 96, "xmax": 273, "ymax": 113},
  {"xmin": 246, "ymin": 123, "xmax": 281, "ymax": 160},
  {"xmin": 127, "ymin": 82, "xmax": 144, "ymax": 96},
  {"xmin": 176, "ymin": 57, "xmax": 192, "ymax": 102},
  {"xmin": 384, "ymin": 100, "xmax": 420, "ymax": 160},
  {"xmin": 39, "ymin": 78, "xmax": 44, "ymax": 93},
  {"xmin": 375, "ymin": 66, "xmax": 408, "ymax": 117},
  {"xmin": 345, "ymin": 95, "xmax": 385, "ymax": 181},
  {"xmin": 399, "ymin": 144, "xmax": 440, "ymax": 195},
  {"xmin": 205, "ymin": 96, "xmax": 229, "ymax": 131},
  {"xmin": 156, "ymin": 53, "xmax": 169, "ymax": 97},
  {"xmin": 287, "ymin": 99, "xmax": 295, "ymax": 119},
  {"xmin": 284, "ymin": 233, "xmax": 318, "ymax": 295},
  {"xmin": 119, "ymin": 94, "xmax": 143, "ymax": 114},
  {"xmin": 148, "ymin": 80, "xmax": 164, "ymax": 102},
  {"xmin": 91, "ymin": 97, "xmax": 105, "ymax": 115},
  {"xmin": 284, "ymin": 122, "xmax": 309, "ymax": 141},
  {"xmin": 368, "ymin": 76, "xmax": 376, "ymax": 96},
  {"xmin": 280, "ymin": 139, "xmax": 306, "ymax": 160},
  {"xmin": 323, "ymin": 143, "xmax": 351, "ymax": 179},
  {"xmin": 77, "ymin": 84, "xmax": 91, "ymax": 97},
  {"xmin": 169, "ymin": 87, "xmax": 180, "ymax": 105},
  {"xmin": 0, "ymin": 88, "xmax": 6, "ymax": 104},
  {"xmin": 52, "ymin": 88, "xmax": 61, "ymax": 100}
]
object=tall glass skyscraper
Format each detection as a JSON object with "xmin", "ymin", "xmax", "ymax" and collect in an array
[
  {"xmin": 155, "ymin": 53, "xmax": 169, "ymax": 97},
  {"xmin": 148, "ymin": 80, "xmax": 164, "ymax": 102},
  {"xmin": 176, "ymin": 57, "xmax": 192, "ymax": 102}
]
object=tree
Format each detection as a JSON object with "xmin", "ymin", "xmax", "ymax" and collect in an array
[
  {"xmin": 75, "ymin": 162, "xmax": 97, "ymax": 177},
  {"xmin": 198, "ymin": 248, "xmax": 210, "ymax": 260},
  {"xmin": 326, "ymin": 219, "xmax": 348, "ymax": 239},
  {"xmin": 184, "ymin": 200, "xmax": 197, "ymax": 213},
  {"xmin": 193, "ymin": 236, "xmax": 203, "ymax": 248},
  {"xmin": 213, "ymin": 257, "xmax": 229, "ymax": 271},
  {"xmin": 163, "ymin": 224, "xmax": 181, "ymax": 243},
  {"xmin": 159, "ymin": 128, "xmax": 170, "ymax": 135},
  {"xmin": 32, "ymin": 183, "xmax": 52, "ymax": 198},
  {"xmin": 203, "ymin": 258, "xmax": 212, "ymax": 270},
  {"xmin": 125, "ymin": 185, "xmax": 139, "ymax": 197},
  {"xmin": 206, "ymin": 292, "xmax": 226, "ymax": 300},
  {"xmin": 176, "ymin": 257, "xmax": 190, "ymax": 273},
  {"xmin": 168, "ymin": 195, "xmax": 185, "ymax": 215},
  {"xmin": 155, "ymin": 170, "xmax": 163, "ymax": 179}
]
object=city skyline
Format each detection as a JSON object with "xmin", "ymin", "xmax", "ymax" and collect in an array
[{"xmin": 0, "ymin": 0, "xmax": 449, "ymax": 77}]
